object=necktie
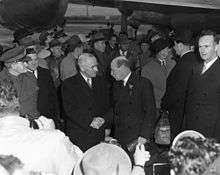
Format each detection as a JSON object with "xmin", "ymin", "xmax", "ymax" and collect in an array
[
  {"xmin": 86, "ymin": 78, "xmax": 92, "ymax": 88},
  {"xmin": 123, "ymin": 81, "xmax": 126, "ymax": 87},
  {"xmin": 201, "ymin": 64, "xmax": 207, "ymax": 74}
]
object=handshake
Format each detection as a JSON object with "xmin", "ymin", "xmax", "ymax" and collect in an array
[{"xmin": 90, "ymin": 117, "xmax": 105, "ymax": 129}]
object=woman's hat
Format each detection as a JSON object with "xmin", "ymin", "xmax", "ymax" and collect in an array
[
  {"xmin": 74, "ymin": 143, "xmax": 132, "ymax": 175},
  {"xmin": 172, "ymin": 130, "xmax": 205, "ymax": 148}
]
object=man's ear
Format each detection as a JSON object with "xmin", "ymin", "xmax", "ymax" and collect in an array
[{"xmin": 214, "ymin": 43, "xmax": 219, "ymax": 52}]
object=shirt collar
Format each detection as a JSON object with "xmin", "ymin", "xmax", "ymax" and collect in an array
[
  {"xmin": 80, "ymin": 72, "xmax": 91, "ymax": 82},
  {"xmin": 123, "ymin": 72, "xmax": 131, "ymax": 86},
  {"xmin": 204, "ymin": 56, "xmax": 218, "ymax": 68}
]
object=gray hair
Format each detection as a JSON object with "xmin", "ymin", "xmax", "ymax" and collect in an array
[
  {"xmin": 111, "ymin": 56, "xmax": 131, "ymax": 69},
  {"xmin": 78, "ymin": 53, "xmax": 96, "ymax": 69}
]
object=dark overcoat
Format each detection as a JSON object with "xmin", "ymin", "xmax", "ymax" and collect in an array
[
  {"xmin": 112, "ymin": 73, "xmax": 156, "ymax": 146},
  {"xmin": 37, "ymin": 66, "xmax": 60, "ymax": 125},
  {"xmin": 185, "ymin": 58, "xmax": 220, "ymax": 141},
  {"xmin": 161, "ymin": 51, "xmax": 200, "ymax": 138},
  {"xmin": 62, "ymin": 73, "xmax": 111, "ymax": 151}
]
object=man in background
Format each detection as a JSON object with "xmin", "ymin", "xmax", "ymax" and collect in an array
[{"xmin": 184, "ymin": 30, "xmax": 220, "ymax": 141}]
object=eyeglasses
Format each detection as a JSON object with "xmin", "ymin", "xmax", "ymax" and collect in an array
[{"xmin": 88, "ymin": 64, "xmax": 98, "ymax": 70}]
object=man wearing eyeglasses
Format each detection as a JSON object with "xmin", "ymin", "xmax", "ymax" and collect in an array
[{"xmin": 62, "ymin": 53, "xmax": 111, "ymax": 151}]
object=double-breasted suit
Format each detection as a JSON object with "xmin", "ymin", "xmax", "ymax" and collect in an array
[
  {"xmin": 62, "ymin": 73, "xmax": 111, "ymax": 151},
  {"xmin": 185, "ymin": 58, "xmax": 220, "ymax": 141},
  {"xmin": 112, "ymin": 73, "xmax": 156, "ymax": 146}
]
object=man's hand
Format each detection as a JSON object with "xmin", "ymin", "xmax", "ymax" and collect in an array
[
  {"xmin": 134, "ymin": 144, "xmax": 151, "ymax": 166},
  {"xmin": 138, "ymin": 136, "xmax": 147, "ymax": 145},
  {"xmin": 90, "ymin": 117, "xmax": 105, "ymax": 129}
]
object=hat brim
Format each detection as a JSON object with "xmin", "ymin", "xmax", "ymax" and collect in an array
[
  {"xmin": 37, "ymin": 49, "xmax": 51, "ymax": 59},
  {"xmin": 172, "ymin": 130, "xmax": 205, "ymax": 148},
  {"xmin": 73, "ymin": 143, "xmax": 132, "ymax": 175}
]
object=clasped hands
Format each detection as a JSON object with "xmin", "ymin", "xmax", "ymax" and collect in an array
[{"xmin": 90, "ymin": 117, "xmax": 105, "ymax": 129}]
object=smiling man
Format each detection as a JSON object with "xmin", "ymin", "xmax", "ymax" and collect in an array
[
  {"xmin": 62, "ymin": 53, "xmax": 111, "ymax": 151},
  {"xmin": 184, "ymin": 30, "xmax": 220, "ymax": 141}
]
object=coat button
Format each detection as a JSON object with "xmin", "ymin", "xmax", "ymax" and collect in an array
[{"xmin": 129, "ymin": 101, "xmax": 132, "ymax": 105}]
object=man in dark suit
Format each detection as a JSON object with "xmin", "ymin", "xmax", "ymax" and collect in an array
[
  {"xmin": 110, "ymin": 56, "xmax": 156, "ymax": 150},
  {"xmin": 24, "ymin": 47, "xmax": 60, "ymax": 128},
  {"xmin": 184, "ymin": 30, "xmax": 220, "ymax": 141},
  {"xmin": 161, "ymin": 29, "xmax": 200, "ymax": 139},
  {"xmin": 62, "ymin": 53, "xmax": 111, "ymax": 151}
]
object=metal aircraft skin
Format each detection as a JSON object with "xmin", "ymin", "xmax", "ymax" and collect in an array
[
  {"xmin": 69, "ymin": 0, "xmax": 220, "ymax": 13},
  {"xmin": 69, "ymin": 0, "xmax": 220, "ymax": 31}
]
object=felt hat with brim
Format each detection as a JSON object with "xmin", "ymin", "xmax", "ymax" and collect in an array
[
  {"xmin": 74, "ymin": 143, "xmax": 132, "ymax": 175},
  {"xmin": 39, "ymin": 31, "xmax": 51, "ymax": 43},
  {"xmin": 150, "ymin": 38, "xmax": 171, "ymax": 55},
  {"xmin": 49, "ymin": 39, "xmax": 61, "ymax": 48},
  {"xmin": 90, "ymin": 32, "xmax": 106, "ymax": 42},
  {"xmin": 0, "ymin": 46, "xmax": 26, "ymax": 63},
  {"xmin": 54, "ymin": 30, "xmax": 67, "ymax": 38},
  {"xmin": 147, "ymin": 30, "xmax": 161, "ymax": 43},
  {"xmin": 37, "ymin": 49, "xmax": 51, "ymax": 59},
  {"xmin": 13, "ymin": 28, "xmax": 33, "ymax": 43},
  {"xmin": 175, "ymin": 29, "xmax": 194, "ymax": 46},
  {"xmin": 118, "ymin": 35, "xmax": 131, "ymax": 45},
  {"xmin": 172, "ymin": 130, "xmax": 205, "ymax": 148}
]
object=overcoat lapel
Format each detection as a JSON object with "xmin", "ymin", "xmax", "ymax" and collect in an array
[
  {"xmin": 200, "ymin": 58, "xmax": 220, "ymax": 77},
  {"xmin": 76, "ymin": 73, "xmax": 93, "ymax": 98},
  {"xmin": 115, "ymin": 73, "xmax": 137, "ymax": 106}
]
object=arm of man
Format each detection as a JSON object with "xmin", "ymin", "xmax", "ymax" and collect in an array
[
  {"xmin": 140, "ymin": 78, "xmax": 157, "ymax": 140},
  {"xmin": 62, "ymin": 80, "xmax": 94, "ymax": 131}
]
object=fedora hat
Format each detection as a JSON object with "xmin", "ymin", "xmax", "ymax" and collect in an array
[
  {"xmin": 49, "ymin": 39, "xmax": 61, "ymax": 48},
  {"xmin": 0, "ymin": 46, "xmax": 26, "ymax": 63},
  {"xmin": 37, "ymin": 49, "xmax": 51, "ymax": 59},
  {"xmin": 90, "ymin": 32, "xmax": 106, "ymax": 43},
  {"xmin": 66, "ymin": 35, "xmax": 82, "ymax": 52},
  {"xmin": 175, "ymin": 29, "xmax": 194, "ymax": 46},
  {"xmin": 147, "ymin": 30, "xmax": 162, "ymax": 44},
  {"xmin": 74, "ymin": 143, "xmax": 132, "ymax": 175},
  {"xmin": 150, "ymin": 38, "xmax": 171, "ymax": 55},
  {"xmin": 118, "ymin": 35, "xmax": 131, "ymax": 45},
  {"xmin": 172, "ymin": 130, "xmax": 205, "ymax": 148}
]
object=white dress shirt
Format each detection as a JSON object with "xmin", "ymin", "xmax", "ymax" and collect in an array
[
  {"xmin": 80, "ymin": 72, "xmax": 92, "ymax": 87},
  {"xmin": 123, "ymin": 72, "xmax": 131, "ymax": 86},
  {"xmin": 202, "ymin": 57, "xmax": 218, "ymax": 74}
]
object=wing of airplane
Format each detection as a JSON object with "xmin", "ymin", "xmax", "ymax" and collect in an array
[
  {"xmin": 69, "ymin": 0, "xmax": 220, "ymax": 13},
  {"xmin": 69, "ymin": 0, "xmax": 220, "ymax": 32}
]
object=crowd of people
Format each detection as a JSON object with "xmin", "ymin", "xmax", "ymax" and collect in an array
[{"xmin": 0, "ymin": 22, "xmax": 220, "ymax": 175}]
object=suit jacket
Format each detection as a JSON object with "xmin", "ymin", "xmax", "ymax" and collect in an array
[
  {"xmin": 161, "ymin": 51, "xmax": 200, "ymax": 137},
  {"xmin": 113, "ymin": 73, "xmax": 156, "ymax": 146},
  {"xmin": 185, "ymin": 58, "xmax": 220, "ymax": 141},
  {"xmin": 37, "ymin": 67, "xmax": 60, "ymax": 124},
  {"xmin": 62, "ymin": 73, "xmax": 111, "ymax": 151}
]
